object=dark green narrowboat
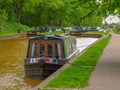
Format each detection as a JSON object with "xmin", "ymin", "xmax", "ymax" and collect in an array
[{"xmin": 24, "ymin": 35, "xmax": 79, "ymax": 80}]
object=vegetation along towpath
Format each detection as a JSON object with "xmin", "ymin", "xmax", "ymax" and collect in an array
[{"xmin": 82, "ymin": 32, "xmax": 120, "ymax": 90}]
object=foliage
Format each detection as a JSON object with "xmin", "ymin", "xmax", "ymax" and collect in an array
[
  {"xmin": 114, "ymin": 23, "xmax": 120, "ymax": 30},
  {"xmin": 1, "ymin": 0, "xmax": 104, "ymax": 27},
  {"xmin": 0, "ymin": 19, "xmax": 29, "ymax": 36},
  {"xmin": 97, "ymin": 0, "xmax": 120, "ymax": 17},
  {"xmin": 113, "ymin": 23, "xmax": 120, "ymax": 34},
  {"xmin": 1, "ymin": 0, "xmax": 120, "ymax": 31}
]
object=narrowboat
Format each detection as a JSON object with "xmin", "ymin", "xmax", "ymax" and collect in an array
[
  {"xmin": 27, "ymin": 31, "xmax": 45, "ymax": 37},
  {"xmin": 24, "ymin": 35, "xmax": 79, "ymax": 80}
]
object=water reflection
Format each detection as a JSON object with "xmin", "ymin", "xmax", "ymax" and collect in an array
[
  {"xmin": 0, "ymin": 38, "xmax": 41, "ymax": 90},
  {"xmin": 24, "ymin": 77, "xmax": 42, "ymax": 88}
]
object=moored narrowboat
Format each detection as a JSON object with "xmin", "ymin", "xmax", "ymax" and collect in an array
[{"xmin": 24, "ymin": 35, "xmax": 79, "ymax": 80}]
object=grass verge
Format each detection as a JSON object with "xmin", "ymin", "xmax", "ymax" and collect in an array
[
  {"xmin": 44, "ymin": 33, "xmax": 111, "ymax": 88},
  {"xmin": 0, "ymin": 20, "xmax": 29, "ymax": 36},
  {"xmin": 113, "ymin": 29, "xmax": 120, "ymax": 34},
  {"xmin": 86, "ymin": 31, "xmax": 108, "ymax": 34}
]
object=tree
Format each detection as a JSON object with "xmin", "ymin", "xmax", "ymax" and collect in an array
[
  {"xmin": 7, "ymin": 0, "xmax": 25, "ymax": 23},
  {"xmin": 97, "ymin": 0, "xmax": 120, "ymax": 17}
]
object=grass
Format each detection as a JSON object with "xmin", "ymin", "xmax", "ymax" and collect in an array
[
  {"xmin": 44, "ymin": 32, "xmax": 111, "ymax": 88},
  {"xmin": 113, "ymin": 29, "xmax": 120, "ymax": 34},
  {"xmin": 0, "ymin": 20, "xmax": 29, "ymax": 36},
  {"xmin": 86, "ymin": 31, "xmax": 108, "ymax": 34}
]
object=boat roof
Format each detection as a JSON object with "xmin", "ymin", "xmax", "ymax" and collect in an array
[{"xmin": 29, "ymin": 35, "xmax": 75, "ymax": 40}]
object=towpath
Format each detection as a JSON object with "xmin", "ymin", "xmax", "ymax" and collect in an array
[{"xmin": 82, "ymin": 32, "xmax": 120, "ymax": 90}]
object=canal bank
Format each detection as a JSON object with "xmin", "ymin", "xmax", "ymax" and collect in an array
[{"xmin": 0, "ymin": 34, "xmax": 26, "ymax": 40}]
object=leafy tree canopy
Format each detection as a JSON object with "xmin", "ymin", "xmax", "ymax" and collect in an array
[{"xmin": 1, "ymin": 0, "xmax": 120, "ymax": 27}]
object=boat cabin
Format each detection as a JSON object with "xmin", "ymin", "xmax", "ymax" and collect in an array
[{"xmin": 26, "ymin": 35, "xmax": 77, "ymax": 61}]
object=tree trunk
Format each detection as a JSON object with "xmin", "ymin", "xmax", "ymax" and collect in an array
[
  {"xmin": 47, "ymin": 16, "xmax": 52, "ymax": 26},
  {"xmin": 13, "ymin": 0, "xmax": 24, "ymax": 23},
  {"xmin": 58, "ymin": 19, "xmax": 62, "ymax": 27}
]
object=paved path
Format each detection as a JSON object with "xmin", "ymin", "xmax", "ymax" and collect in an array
[{"xmin": 82, "ymin": 32, "xmax": 120, "ymax": 90}]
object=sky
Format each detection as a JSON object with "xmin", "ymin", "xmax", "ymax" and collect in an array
[{"xmin": 102, "ymin": 15, "xmax": 120, "ymax": 24}]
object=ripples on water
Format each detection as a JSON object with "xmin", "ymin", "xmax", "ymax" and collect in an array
[{"xmin": 0, "ymin": 38, "xmax": 42, "ymax": 90}]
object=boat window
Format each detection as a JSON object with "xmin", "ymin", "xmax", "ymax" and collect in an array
[
  {"xmin": 71, "ymin": 44, "xmax": 74, "ymax": 53},
  {"xmin": 56, "ymin": 43, "xmax": 61, "ymax": 59},
  {"xmin": 55, "ymin": 44, "xmax": 59, "ymax": 58},
  {"xmin": 31, "ymin": 43, "xmax": 37, "ymax": 58},
  {"xmin": 48, "ymin": 44, "xmax": 52, "ymax": 58},
  {"xmin": 40, "ymin": 44, "xmax": 44, "ymax": 57}
]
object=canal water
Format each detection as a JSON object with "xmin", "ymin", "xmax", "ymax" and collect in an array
[
  {"xmin": 0, "ymin": 38, "xmax": 42, "ymax": 90},
  {"xmin": 0, "ymin": 37, "xmax": 98, "ymax": 90}
]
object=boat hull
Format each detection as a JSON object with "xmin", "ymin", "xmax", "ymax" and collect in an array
[{"xmin": 24, "ymin": 58, "xmax": 68, "ymax": 80}]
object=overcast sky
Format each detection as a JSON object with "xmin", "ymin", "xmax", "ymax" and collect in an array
[{"xmin": 102, "ymin": 15, "xmax": 120, "ymax": 24}]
